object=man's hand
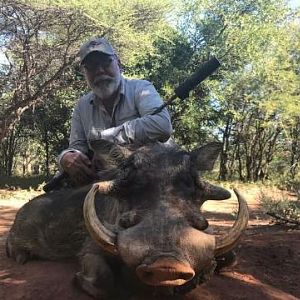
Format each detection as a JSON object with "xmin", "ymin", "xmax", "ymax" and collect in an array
[{"xmin": 60, "ymin": 151, "xmax": 96, "ymax": 186}]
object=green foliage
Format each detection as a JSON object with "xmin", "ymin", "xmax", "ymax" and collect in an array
[
  {"xmin": 1, "ymin": 0, "xmax": 299, "ymax": 186},
  {"xmin": 271, "ymin": 173, "xmax": 300, "ymax": 195},
  {"xmin": 174, "ymin": 0, "xmax": 300, "ymax": 182},
  {"xmin": 126, "ymin": 27, "xmax": 193, "ymax": 89},
  {"xmin": 27, "ymin": 0, "xmax": 172, "ymax": 68},
  {"xmin": 0, "ymin": 0, "xmax": 174, "ymax": 176},
  {"xmin": 0, "ymin": 175, "xmax": 48, "ymax": 190},
  {"xmin": 0, "ymin": 0, "xmax": 100, "ymax": 143},
  {"xmin": 259, "ymin": 190, "xmax": 300, "ymax": 224}
]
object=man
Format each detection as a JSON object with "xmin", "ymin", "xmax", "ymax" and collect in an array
[{"xmin": 58, "ymin": 37, "xmax": 172, "ymax": 186}]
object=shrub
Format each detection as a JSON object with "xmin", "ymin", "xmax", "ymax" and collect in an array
[{"xmin": 259, "ymin": 190, "xmax": 300, "ymax": 225}]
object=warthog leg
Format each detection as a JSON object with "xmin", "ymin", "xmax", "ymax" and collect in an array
[
  {"xmin": 75, "ymin": 242, "xmax": 115, "ymax": 299},
  {"xmin": 6, "ymin": 235, "xmax": 30, "ymax": 264},
  {"xmin": 215, "ymin": 250, "xmax": 237, "ymax": 273}
]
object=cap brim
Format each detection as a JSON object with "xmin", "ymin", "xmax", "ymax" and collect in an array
[{"xmin": 80, "ymin": 46, "xmax": 114, "ymax": 64}]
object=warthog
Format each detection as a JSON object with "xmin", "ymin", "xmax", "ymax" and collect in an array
[{"xmin": 6, "ymin": 141, "xmax": 248, "ymax": 298}]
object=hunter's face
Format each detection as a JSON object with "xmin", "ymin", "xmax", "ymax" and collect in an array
[{"xmin": 82, "ymin": 52, "xmax": 121, "ymax": 100}]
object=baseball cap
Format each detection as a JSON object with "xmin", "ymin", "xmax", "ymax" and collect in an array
[{"xmin": 79, "ymin": 37, "xmax": 115, "ymax": 64}]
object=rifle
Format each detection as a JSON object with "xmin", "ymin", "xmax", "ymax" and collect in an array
[{"xmin": 151, "ymin": 56, "xmax": 221, "ymax": 115}]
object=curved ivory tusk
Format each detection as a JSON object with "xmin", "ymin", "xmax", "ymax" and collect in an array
[
  {"xmin": 83, "ymin": 182, "xmax": 119, "ymax": 256},
  {"xmin": 214, "ymin": 189, "xmax": 249, "ymax": 256}
]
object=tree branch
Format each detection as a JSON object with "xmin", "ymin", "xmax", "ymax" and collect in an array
[{"xmin": 267, "ymin": 212, "xmax": 300, "ymax": 226}]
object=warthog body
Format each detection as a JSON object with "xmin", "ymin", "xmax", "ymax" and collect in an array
[{"xmin": 6, "ymin": 141, "xmax": 248, "ymax": 298}]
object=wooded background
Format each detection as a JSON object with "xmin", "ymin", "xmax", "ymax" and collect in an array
[{"xmin": 0, "ymin": 0, "xmax": 299, "ymax": 188}]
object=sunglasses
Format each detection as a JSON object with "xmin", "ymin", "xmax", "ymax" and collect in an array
[{"xmin": 82, "ymin": 55, "xmax": 114, "ymax": 72}]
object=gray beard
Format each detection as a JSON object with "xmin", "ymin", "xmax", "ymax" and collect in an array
[{"xmin": 90, "ymin": 76, "xmax": 121, "ymax": 100}]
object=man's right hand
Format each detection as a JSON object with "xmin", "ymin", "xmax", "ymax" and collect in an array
[{"xmin": 60, "ymin": 151, "xmax": 96, "ymax": 186}]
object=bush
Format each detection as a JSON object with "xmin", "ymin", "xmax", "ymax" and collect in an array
[
  {"xmin": 272, "ymin": 173, "xmax": 300, "ymax": 197},
  {"xmin": 0, "ymin": 175, "xmax": 48, "ymax": 191},
  {"xmin": 259, "ymin": 190, "xmax": 300, "ymax": 225}
]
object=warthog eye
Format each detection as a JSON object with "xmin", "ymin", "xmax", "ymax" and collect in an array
[
  {"xmin": 173, "ymin": 173, "xmax": 196, "ymax": 197},
  {"xmin": 119, "ymin": 211, "xmax": 142, "ymax": 229}
]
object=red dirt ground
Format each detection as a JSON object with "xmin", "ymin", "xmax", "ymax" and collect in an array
[{"xmin": 0, "ymin": 188, "xmax": 299, "ymax": 300}]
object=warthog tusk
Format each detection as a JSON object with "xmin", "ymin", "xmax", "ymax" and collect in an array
[
  {"xmin": 214, "ymin": 189, "xmax": 249, "ymax": 256},
  {"xmin": 83, "ymin": 182, "xmax": 119, "ymax": 256}
]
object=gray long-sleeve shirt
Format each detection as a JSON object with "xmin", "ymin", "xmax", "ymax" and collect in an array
[{"xmin": 60, "ymin": 76, "xmax": 172, "ymax": 160}]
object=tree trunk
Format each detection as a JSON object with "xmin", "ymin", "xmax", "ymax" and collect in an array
[
  {"xmin": 219, "ymin": 116, "xmax": 232, "ymax": 180},
  {"xmin": 44, "ymin": 129, "xmax": 50, "ymax": 177}
]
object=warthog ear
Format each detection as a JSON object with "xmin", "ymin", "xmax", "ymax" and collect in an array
[
  {"xmin": 190, "ymin": 142, "xmax": 223, "ymax": 171},
  {"xmin": 90, "ymin": 139, "xmax": 134, "ymax": 168}
]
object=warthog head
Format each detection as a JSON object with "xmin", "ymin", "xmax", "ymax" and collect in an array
[{"xmin": 84, "ymin": 140, "xmax": 248, "ymax": 290}]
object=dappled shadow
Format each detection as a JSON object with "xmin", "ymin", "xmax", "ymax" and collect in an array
[
  {"xmin": 203, "ymin": 205, "xmax": 273, "ymax": 235},
  {"xmin": 127, "ymin": 269, "xmax": 298, "ymax": 300},
  {"xmin": 203, "ymin": 210, "xmax": 235, "ymax": 221},
  {"xmin": 192, "ymin": 271, "xmax": 298, "ymax": 300},
  {"xmin": 247, "ymin": 223, "xmax": 299, "ymax": 235},
  {"xmin": 234, "ymin": 229, "xmax": 300, "ymax": 298},
  {"xmin": 203, "ymin": 206, "xmax": 271, "ymax": 222}
]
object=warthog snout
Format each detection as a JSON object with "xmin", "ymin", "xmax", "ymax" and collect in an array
[{"xmin": 136, "ymin": 257, "xmax": 195, "ymax": 286}]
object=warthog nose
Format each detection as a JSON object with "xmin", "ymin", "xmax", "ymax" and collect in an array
[{"xmin": 136, "ymin": 258, "xmax": 195, "ymax": 286}]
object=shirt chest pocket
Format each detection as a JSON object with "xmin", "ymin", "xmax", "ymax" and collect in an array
[
  {"xmin": 113, "ymin": 90, "xmax": 141, "ymax": 125},
  {"xmin": 114, "ymin": 104, "xmax": 140, "ymax": 125}
]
